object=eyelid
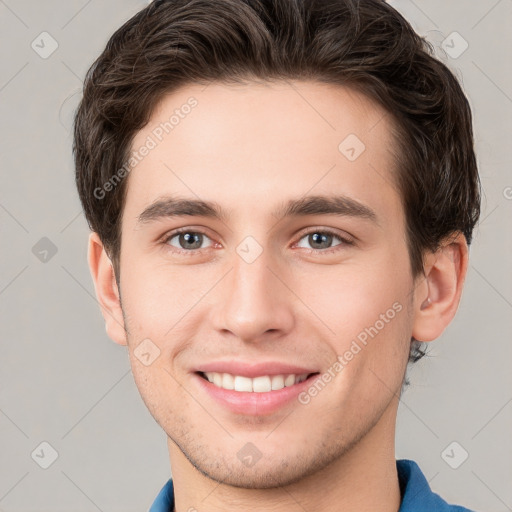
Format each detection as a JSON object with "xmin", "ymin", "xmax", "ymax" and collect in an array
[
  {"xmin": 292, "ymin": 227, "xmax": 355, "ymax": 252},
  {"xmin": 159, "ymin": 226, "xmax": 215, "ymax": 254},
  {"xmin": 295, "ymin": 226, "xmax": 354, "ymax": 242}
]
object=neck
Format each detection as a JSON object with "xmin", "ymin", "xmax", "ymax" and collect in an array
[{"xmin": 168, "ymin": 399, "xmax": 401, "ymax": 512}]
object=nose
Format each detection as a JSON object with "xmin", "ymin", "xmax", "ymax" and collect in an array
[{"xmin": 212, "ymin": 246, "xmax": 295, "ymax": 343}]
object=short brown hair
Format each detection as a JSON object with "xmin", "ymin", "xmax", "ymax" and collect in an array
[{"xmin": 73, "ymin": 0, "xmax": 481, "ymax": 365}]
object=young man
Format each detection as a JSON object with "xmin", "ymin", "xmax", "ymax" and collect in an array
[{"xmin": 74, "ymin": 0, "xmax": 481, "ymax": 510}]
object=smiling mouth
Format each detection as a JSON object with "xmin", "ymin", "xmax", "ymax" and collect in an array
[{"xmin": 196, "ymin": 371, "xmax": 320, "ymax": 392}]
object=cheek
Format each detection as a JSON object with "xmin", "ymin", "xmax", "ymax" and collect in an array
[
  {"xmin": 300, "ymin": 257, "xmax": 410, "ymax": 337},
  {"xmin": 128, "ymin": 356, "xmax": 182, "ymax": 430},
  {"xmin": 121, "ymin": 261, "xmax": 210, "ymax": 338},
  {"xmin": 296, "ymin": 253, "xmax": 412, "ymax": 387}
]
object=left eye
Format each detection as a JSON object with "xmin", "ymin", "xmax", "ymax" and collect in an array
[
  {"xmin": 296, "ymin": 230, "xmax": 349, "ymax": 251},
  {"xmin": 164, "ymin": 230, "xmax": 213, "ymax": 251}
]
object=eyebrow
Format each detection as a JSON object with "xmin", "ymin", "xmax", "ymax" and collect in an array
[{"xmin": 136, "ymin": 194, "xmax": 378, "ymax": 226}]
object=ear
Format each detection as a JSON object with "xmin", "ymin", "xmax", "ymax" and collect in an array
[
  {"xmin": 87, "ymin": 232, "xmax": 127, "ymax": 346},
  {"xmin": 412, "ymin": 232, "xmax": 469, "ymax": 342}
]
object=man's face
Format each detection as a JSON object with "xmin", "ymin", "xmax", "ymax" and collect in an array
[{"xmin": 117, "ymin": 80, "xmax": 416, "ymax": 487}]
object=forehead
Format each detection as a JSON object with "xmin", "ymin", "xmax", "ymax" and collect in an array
[{"xmin": 123, "ymin": 80, "xmax": 402, "ymax": 228}]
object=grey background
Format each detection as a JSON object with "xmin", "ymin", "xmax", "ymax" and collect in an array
[{"xmin": 0, "ymin": 0, "xmax": 511, "ymax": 511}]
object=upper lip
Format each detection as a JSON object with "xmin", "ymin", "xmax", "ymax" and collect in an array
[{"xmin": 195, "ymin": 361, "xmax": 319, "ymax": 378}]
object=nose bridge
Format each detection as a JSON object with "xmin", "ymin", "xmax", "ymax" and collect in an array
[
  {"xmin": 214, "ymin": 237, "xmax": 294, "ymax": 341},
  {"xmin": 232, "ymin": 244, "xmax": 272, "ymax": 304}
]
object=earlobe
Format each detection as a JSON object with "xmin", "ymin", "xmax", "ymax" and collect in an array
[
  {"xmin": 87, "ymin": 232, "xmax": 128, "ymax": 346},
  {"xmin": 412, "ymin": 233, "xmax": 469, "ymax": 342}
]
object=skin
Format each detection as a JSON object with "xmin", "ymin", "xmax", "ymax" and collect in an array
[{"xmin": 88, "ymin": 80, "xmax": 468, "ymax": 512}]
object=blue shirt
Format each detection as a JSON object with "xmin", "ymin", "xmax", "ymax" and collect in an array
[{"xmin": 149, "ymin": 459, "xmax": 476, "ymax": 511}]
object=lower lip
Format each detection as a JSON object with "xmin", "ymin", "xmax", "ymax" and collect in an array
[{"xmin": 193, "ymin": 372, "xmax": 320, "ymax": 415}]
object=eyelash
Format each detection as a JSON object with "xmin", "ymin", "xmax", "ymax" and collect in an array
[{"xmin": 160, "ymin": 227, "xmax": 354, "ymax": 256}]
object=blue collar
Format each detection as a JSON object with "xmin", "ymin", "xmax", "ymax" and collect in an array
[{"xmin": 150, "ymin": 459, "xmax": 475, "ymax": 511}]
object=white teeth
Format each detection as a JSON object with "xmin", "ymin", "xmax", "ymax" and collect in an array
[
  {"xmin": 222, "ymin": 373, "xmax": 234, "ymax": 390},
  {"xmin": 271, "ymin": 375, "xmax": 284, "ymax": 390},
  {"xmin": 202, "ymin": 372, "xmax": 311, "ymax": 392},
  {"xmin": 284, "ymin": 374, "xmax": 295, "ymax": 387},
  {"xmin": 213, "ymin": 373, "xmax": 222, "ymax": 387},
  {"xmin": 252, "ymin": 376, "xmax": 271, "ymax": 393},
  {"xmin": 234, "ymin": 376, "xmax": 252, "ymax": 392}
]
